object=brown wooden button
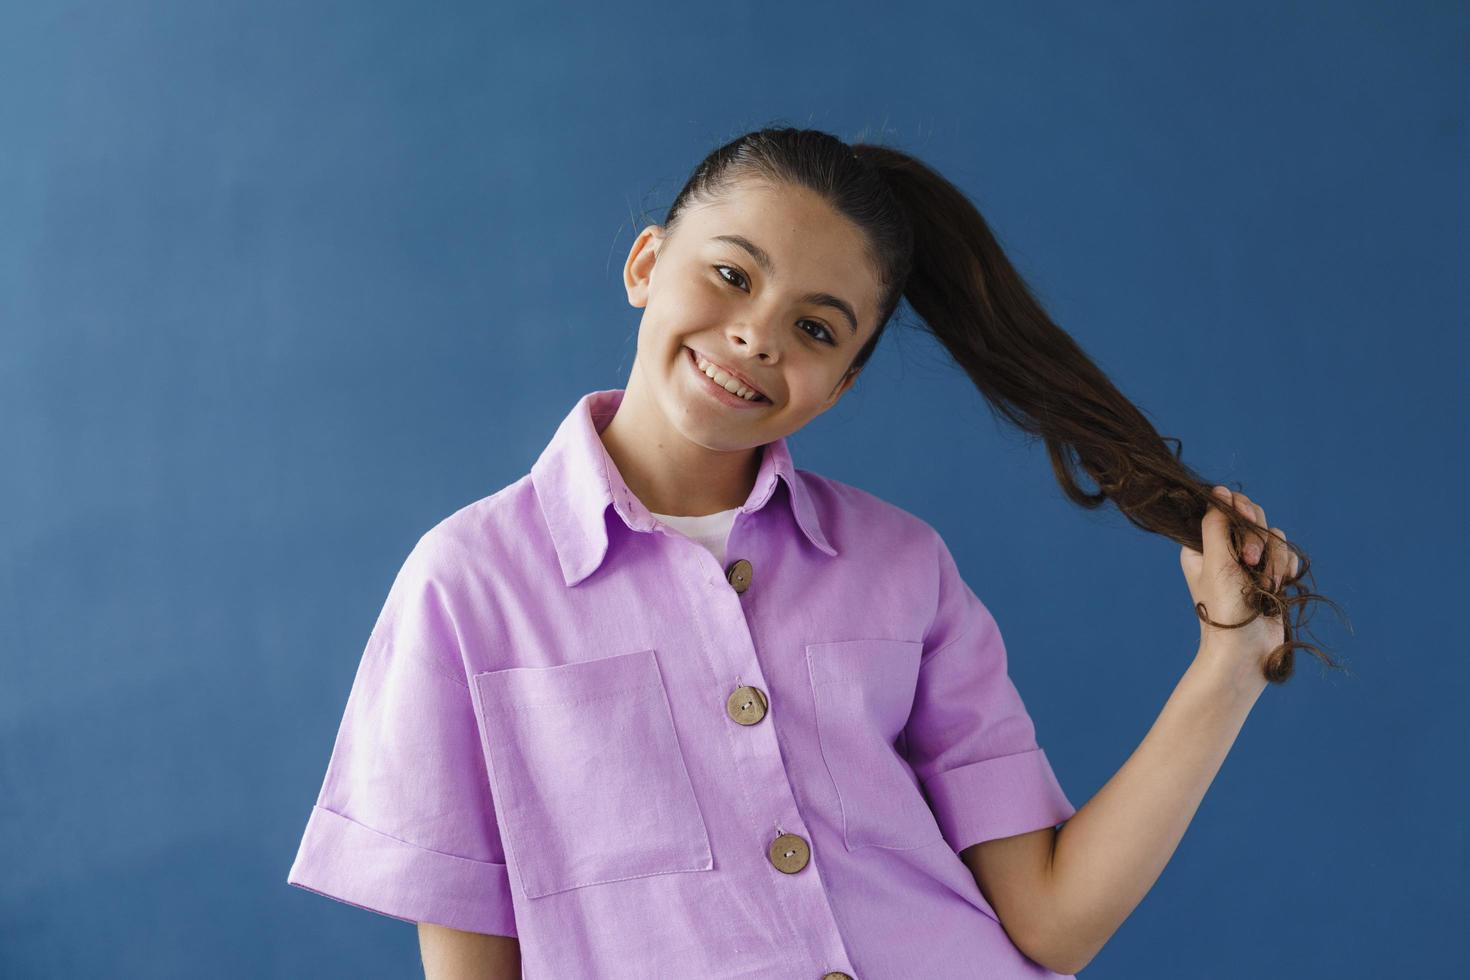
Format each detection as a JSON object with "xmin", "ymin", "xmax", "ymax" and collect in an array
[
  {"xmin": 822, "ymin": 973, "xmax": 854, "ymax": 980},
  {"xmin": 726, "ymin": 685, "xmax": 768, "ymax": 725},
  {"xmin": 725, "ymin": 557, "xmax": 753, "ymax": 593},
  {"xmin": 768, "ymin": 832, "xmax": 810, "ymax": 874}
]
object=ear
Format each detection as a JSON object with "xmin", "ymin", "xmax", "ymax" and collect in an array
[
  {"xmin": 624, "ymin": 225, "xmax": 664, "ymax": 309},
  {"xmin": 824, "ymin": 363, "xmax": 862, "ymax": 408}
]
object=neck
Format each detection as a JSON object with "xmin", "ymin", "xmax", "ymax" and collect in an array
[{"xmin": 597, "ymin": 378, "xmax": 763, "ymax": 518}]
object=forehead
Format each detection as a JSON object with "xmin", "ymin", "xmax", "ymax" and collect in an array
[{"xmin": 688, "ymin": 182, "xmax": 865, "ymax": 253}]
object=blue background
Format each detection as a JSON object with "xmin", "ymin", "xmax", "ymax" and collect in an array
[{"xmin": 2, "ymin": 1, "xmax": 1464, "ymax": 976}]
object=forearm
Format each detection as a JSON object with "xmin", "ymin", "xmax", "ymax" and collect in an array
[
  {"xmin": 418, "ymin": 922, "xmax": 521, "ymax": 979},
  {"xmin": 1040, "ymin": 651, "xmax": 1267, "ymax": 974}
]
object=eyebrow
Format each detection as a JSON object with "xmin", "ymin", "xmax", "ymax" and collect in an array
[{"xmin": 710, "ymin": 234, "xmax": 859, "ymax": 337}]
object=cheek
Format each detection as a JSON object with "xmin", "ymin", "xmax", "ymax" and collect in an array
[
  {"xmin": 686, "ymin": 281, "xmax": 729, "ymax": 315},
  {"xmin": 780, "ymin": 369, "xmax": 830, "ymax": 409},
  {"xmin": 653, "ymin": 278, "xmax": 714, "ymax": 320}
]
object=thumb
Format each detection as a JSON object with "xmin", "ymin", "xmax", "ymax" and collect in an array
[{"xmin": 1203, "ymin": 485, "xmax": 1245, "ymax": 582}]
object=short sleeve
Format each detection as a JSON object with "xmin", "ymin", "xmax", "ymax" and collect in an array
[
  {"xmin": 902, "ymin": 531, "xmax": 1077, "ymax": 855},
  {"xmin": 286, "ymin": 536, "xmax": 517, "ymax": 938}
]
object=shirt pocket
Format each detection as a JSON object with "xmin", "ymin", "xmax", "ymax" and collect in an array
[
  {"xmin": 470, "ymin": 647, "xmax": 713, "ymax": 899},
  {"xmin": 807, "ymin": 638, "xmax": 945, "ymax": 851}
]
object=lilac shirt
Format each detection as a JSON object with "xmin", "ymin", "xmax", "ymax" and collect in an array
[{"xmin": 287, "ymin": 387, "xmax": 1078, "ymax": 978}]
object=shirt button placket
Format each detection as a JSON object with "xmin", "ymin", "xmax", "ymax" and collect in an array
[
  {"xmin": 721, "ymin": 552, "xmax": 858, "ymax": 980},
  {"xmin": 723, "ymin": 555, "xmax": 769, "ymax": 730}
]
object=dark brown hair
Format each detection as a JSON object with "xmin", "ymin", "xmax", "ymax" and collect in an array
[{"xmin": 652, "ymin": 125, "xmax": 1343, "ymax": 684}]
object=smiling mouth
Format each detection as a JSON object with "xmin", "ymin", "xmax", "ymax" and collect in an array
[{"xmin": 686, "ymin": 347, "xmax": 772, "ymax": 403}]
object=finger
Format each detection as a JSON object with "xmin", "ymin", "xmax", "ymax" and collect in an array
[
  {"xmin": 1248, "ymin": 500, "xmax": 1269, "ymax": 570},
  {"xmin": 1266, "ymin": 526, "xmax": 1288, "ymax": 590},
  {"xmin": 1204, "ymin": 486, "xmax": 1240, "ymax": 577},
  {"xmin": 1230, "ymin": 491, "xmax": 1266, "ymax": 566}
]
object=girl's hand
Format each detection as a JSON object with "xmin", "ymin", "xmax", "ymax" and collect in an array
[{"xmin": 1179, "ymin": 486, "xmax": 1298, "ymax": 683}]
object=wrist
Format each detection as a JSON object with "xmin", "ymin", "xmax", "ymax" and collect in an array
[{"xmin": 1191, "ymin": 644, "xmax": 1271, "ymax": 704}]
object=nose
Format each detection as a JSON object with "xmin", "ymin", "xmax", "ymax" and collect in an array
[{"xmin": 725, "ymin": 316, "xmax": 782, "ymax": 364}]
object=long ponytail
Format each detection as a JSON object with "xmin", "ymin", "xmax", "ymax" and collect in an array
[{"xmin": 656, "ymin": 126, "xmax": 1341, "ymax": 683}]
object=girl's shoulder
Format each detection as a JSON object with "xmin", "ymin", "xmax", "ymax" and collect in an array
[
  {"xmin": 793, "ymin": 465, "xmax": 946, "ymax": 553},
  {"xmin": 422, "ymin": 472, "xmax": 538, "ymax": 546},
  {"xmin": 386, "ymin": 474, "xmax": 540, "ymax": 592}
]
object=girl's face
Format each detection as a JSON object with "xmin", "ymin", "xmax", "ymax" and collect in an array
[{"xmin": 622, "ymin": 180, "xmax": 883, "ymax": 452}]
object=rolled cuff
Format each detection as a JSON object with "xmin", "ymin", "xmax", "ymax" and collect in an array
[
  {"xmin": 922, "ymin": 747, "xmax": 1077, "ymax": 854},
  {"xmin": 286, "ymin": 805, "xmax": 517, "ymax": 938}
]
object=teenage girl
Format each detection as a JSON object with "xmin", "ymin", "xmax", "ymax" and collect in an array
[{"xmin": 288, "ymin": 127, "xmax": 1332, "ymax": 979}]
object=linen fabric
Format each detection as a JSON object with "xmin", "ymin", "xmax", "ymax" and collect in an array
[{"xmin": 287, "ymin": 387, "xmax": 1078, "ymax": 978}]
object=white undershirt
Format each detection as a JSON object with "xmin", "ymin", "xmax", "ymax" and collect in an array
[{"xmin": 649, "ymin": 506, "xmax": 740, "ymax": 567}]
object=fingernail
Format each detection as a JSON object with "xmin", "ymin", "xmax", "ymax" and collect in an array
[{"xmin": 1212, "ymin": 485, "xmax": 1230, "ymax": 500}]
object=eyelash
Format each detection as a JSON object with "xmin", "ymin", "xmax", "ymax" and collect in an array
[{"xmin": 713, "ymin": 265, "xmax": 837, "ymax": 346}]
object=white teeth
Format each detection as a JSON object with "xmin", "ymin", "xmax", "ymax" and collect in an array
[{"xmin": 693, "ymin": 351, "xmax": 762, "ymax": 401}]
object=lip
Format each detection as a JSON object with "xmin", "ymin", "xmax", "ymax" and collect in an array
[
  {"xmin": 684, "ymin": 346, "xmax": 772, "ymax": 401},
  {"xmin": 684, "ymin": 346, "xmax": 772, "ymax": 408}
]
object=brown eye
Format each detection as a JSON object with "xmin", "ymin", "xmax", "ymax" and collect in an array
[
  {"xmin": 799, "ymin": 320, "xmax": 836, "ymax": 345},
  {"xmin": 714, "ymin": 265, "xmax": 747, "ymax": 289}
]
